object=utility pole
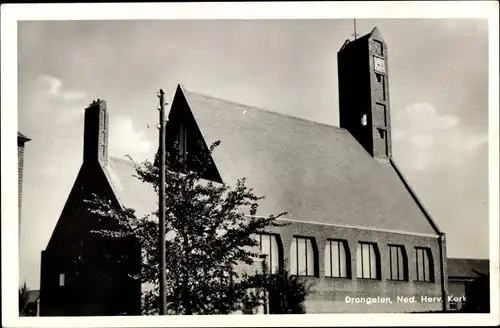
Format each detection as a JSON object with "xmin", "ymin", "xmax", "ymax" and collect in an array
[{"xmin": 158, "ymin": 89, "xmax": 167, "ymax": 315}]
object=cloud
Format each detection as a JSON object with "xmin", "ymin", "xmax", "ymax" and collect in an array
[
  {"xmin": 108, "ymin": 116, "xmax": 153, "ymax": 161},
  {"xmin": 37, "ymin": 74, "xmax": 87, "ymax": 100},
  {"xmin": 23, "ymin": 75, "xmax": 88, "ymax": 125},
  {"xmin": 393, "ymin": 102, "xmax": 488, "ymax": 171}
]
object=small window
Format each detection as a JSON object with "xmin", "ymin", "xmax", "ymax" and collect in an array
[
  {"xmin": 449, "ymin": 301, "xmax": 458, "ymax": 311},
  {"xmin": 101, "ymin": 130, "xmax": 107, "ymax": 156},
  {"xmin": 59, "ymin": 273, "xmax": 65, "ymax": 287},
  {"xmin": 361, "ymin": 114, "xmax": 367, "ymax": 126},
  {"xmin": 378, "ymin": 128, "xmax": 385, "ymax": 139},
  {"xmin": 375, "ymin": 74, "xmax": 386, "ymax": 101},
  {"xmin": 325, "ymin": 240, "xmax": 349, "ymax": 278},
  {"xmin": 416, "ymin": 247, "xmax": 434, "ymax": 282},
  {"xmin": 251, "ymin": 233, "xmax": 281, "ymax": 274},
  {"xmin": 290, "ymin": 237, "xmax": 316, "ymax": 276},
  {"xmin": 374, "ymin": 40, "xmax": 384, "ymax": 57},
  {"xmin": 356, "ymin": 242, "xmax": 379, "ymax": 279},
  {"xmin": 389, "ymin": 245, "xmax": 407, "ymax": 281}
]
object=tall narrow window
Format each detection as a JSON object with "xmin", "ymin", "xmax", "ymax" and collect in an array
[
  {"xmin": 356, "ymin": 243, "xmax": 379, "ymax": 279},
  {"xmin": 290, "ymin": 237, "xmax": 316, "ymax": 276},
  {"xmin": 416, "ymin": 247, "xmax": 433, "ymax": 282},
  {"xmin": 374, "ymin": 103, "xmax": 387, "ymax": 128},
  {"xmin": 375, "ymin": 73, "xmax": 386, "ymax": 101},
  {"xmin": 101, "ymin": 131, "xmax": 106, "ymax": 157},
  {"xmin": 324, "ymin": 240, "xmax": 349, "ymax": 278},
  {"xmin": 59, "ymin": 273, "xmax": 65, "ymax": 287},
  {"xmin": 374, "ymin": 40, "xmax": 384, "ymax": 57},
  {"xmin": 361, "ymin": 114, "xmax": 368, "ymax": 126},
  {"xmin": 389, "ymin": 245, "xmax": 407, "ymax": 281},
  {"xmin": 251, "ymin": 233, "xmax": 281, "ymax": 274},
  {"xmin": 176, "ymin": 123, "xmax": 187, "ymax": 158}
]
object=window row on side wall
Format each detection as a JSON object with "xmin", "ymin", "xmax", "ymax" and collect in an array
[{"xmin": 251, "ymin": 233, "xmax": 435, "ymax": 283}]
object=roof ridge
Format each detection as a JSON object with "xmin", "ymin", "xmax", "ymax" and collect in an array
[{"xmin": 183, "ymin": 89, "xmax": 348, "ymax": 133}]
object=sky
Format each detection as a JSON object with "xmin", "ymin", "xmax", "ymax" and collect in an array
[{"xmin": 17, "ymin": 18, "xmax": 490, "ymax": 290}]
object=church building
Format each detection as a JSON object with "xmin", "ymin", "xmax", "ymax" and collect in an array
[{"xmin": 40, "ymin": 27, "xmax": 449, "ymax": 315}]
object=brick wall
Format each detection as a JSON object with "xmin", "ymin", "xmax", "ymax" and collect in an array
[
  {"xmin": 18, "ymin": 140, "xmax": 28, "ymax": 229},
  {"xmin": 18, "ymin": 133, "xmax": 31, "ymax": 231},
  {"xmin": 338, "ymin": 37, "xmax": 374, "ymax": 157},
  {"xmin": 368, "ymin": 36, "xmax": 392, "ymax": 159},
  {"xmin": 83, "ymin": 100, "xmax": 108, "ymax": 165},
  {"xmin": 338, "ymin": 32, "xmax": 394, "ymax": 160},
  {"xmin": 260, "ymin": 220, "xmax": 445, "ymax": 313},
  {"xmin": 40, "ymin": 162, "xmax": 142, "ymax": 316}
]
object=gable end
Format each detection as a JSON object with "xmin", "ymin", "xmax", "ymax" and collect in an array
[
  {"xmin": 45, "ymin": 162, "xmax": 122, "ymax": 251},
  {"xmin": 160, "ymin": 85, "xmax": 223, "ymax": 183}
]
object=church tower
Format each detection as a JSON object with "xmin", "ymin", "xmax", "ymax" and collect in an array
[{"xmin": 338, "ymin": 27, "xmax": 392, "ymax": 159}]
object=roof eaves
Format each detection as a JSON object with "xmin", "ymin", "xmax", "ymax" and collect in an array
[
  {"xmin": 448, "ymin": 257, "xmax": 490, "ymax": 262},
  {"xmin": 448, "ymin": 276, "xmax": 475, "ymax": 281},
  {"xmin": 277, "ymin": 216, "xmax": 440, "ymax": 238},
  {"xmin": 246, "ymin": 215, "xmax": 440, "ymax": 238},
  {"xmin": 18, "ymin": 132, "xmax": 31, "ymax": 142}
]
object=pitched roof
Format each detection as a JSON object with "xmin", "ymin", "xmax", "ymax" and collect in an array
[
  {"xmin": 18, "ymin": 131, "xmax": 31, "ymax": 142},
  {"xmin": 447, "ymin": 258, "xmax": 490, "ymax": 278},
  {"xmin": 103, "ymin": 157, "xmax": 157, "ymax": 219},
  {"xmin": 178, "ymin": 86, "xmax": 438, "ymax": 235},
  {"xmin": 339, "ymin": 27, "xmax": 380, "ymax": 52},
  {"xmin": 26, "ymin": 290, "xmax": 40, "ymax": 303},
  {"xmin": 101, "ymin": 85, "xmax": 439, "ymax": 235}
]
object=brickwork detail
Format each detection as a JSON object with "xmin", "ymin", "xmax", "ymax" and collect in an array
[
  {"xmin": 83, "ymin": 100, "xmax": 109, "ymax": 164},
  {"xmin": 18, "ymin": 145, "xmax": 25, "ymax": 221},
  {"xmin": 338, "ymin": 28, "xmax": 392, "ymax": 159},
  {"xmin": 259, "ymin": 220, "xmax": 444, "ymax": 313}
]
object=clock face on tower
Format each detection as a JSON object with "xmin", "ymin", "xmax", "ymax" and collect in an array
[{"xmin": 373, "ymin": 56, "xmax": 386, "ymax": 73}]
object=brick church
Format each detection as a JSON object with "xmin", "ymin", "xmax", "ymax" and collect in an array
[{"xmin": 40, "ymin": 27, "xmax": 450, "ymax": 315}]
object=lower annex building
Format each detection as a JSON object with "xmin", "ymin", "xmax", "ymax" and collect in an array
[{"xmin": 40, "ymin": 27, "xmax": 450, "ymax": 315}]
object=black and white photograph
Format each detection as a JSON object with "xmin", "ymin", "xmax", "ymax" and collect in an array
[{"xmin": 2, "ymin": 2, "xmax": 499, "ymax": 327}]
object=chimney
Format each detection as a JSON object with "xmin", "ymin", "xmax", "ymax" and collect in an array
[{"xmin": 83, "ymin": 99, "xmax": 109, "ymax": 165}]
